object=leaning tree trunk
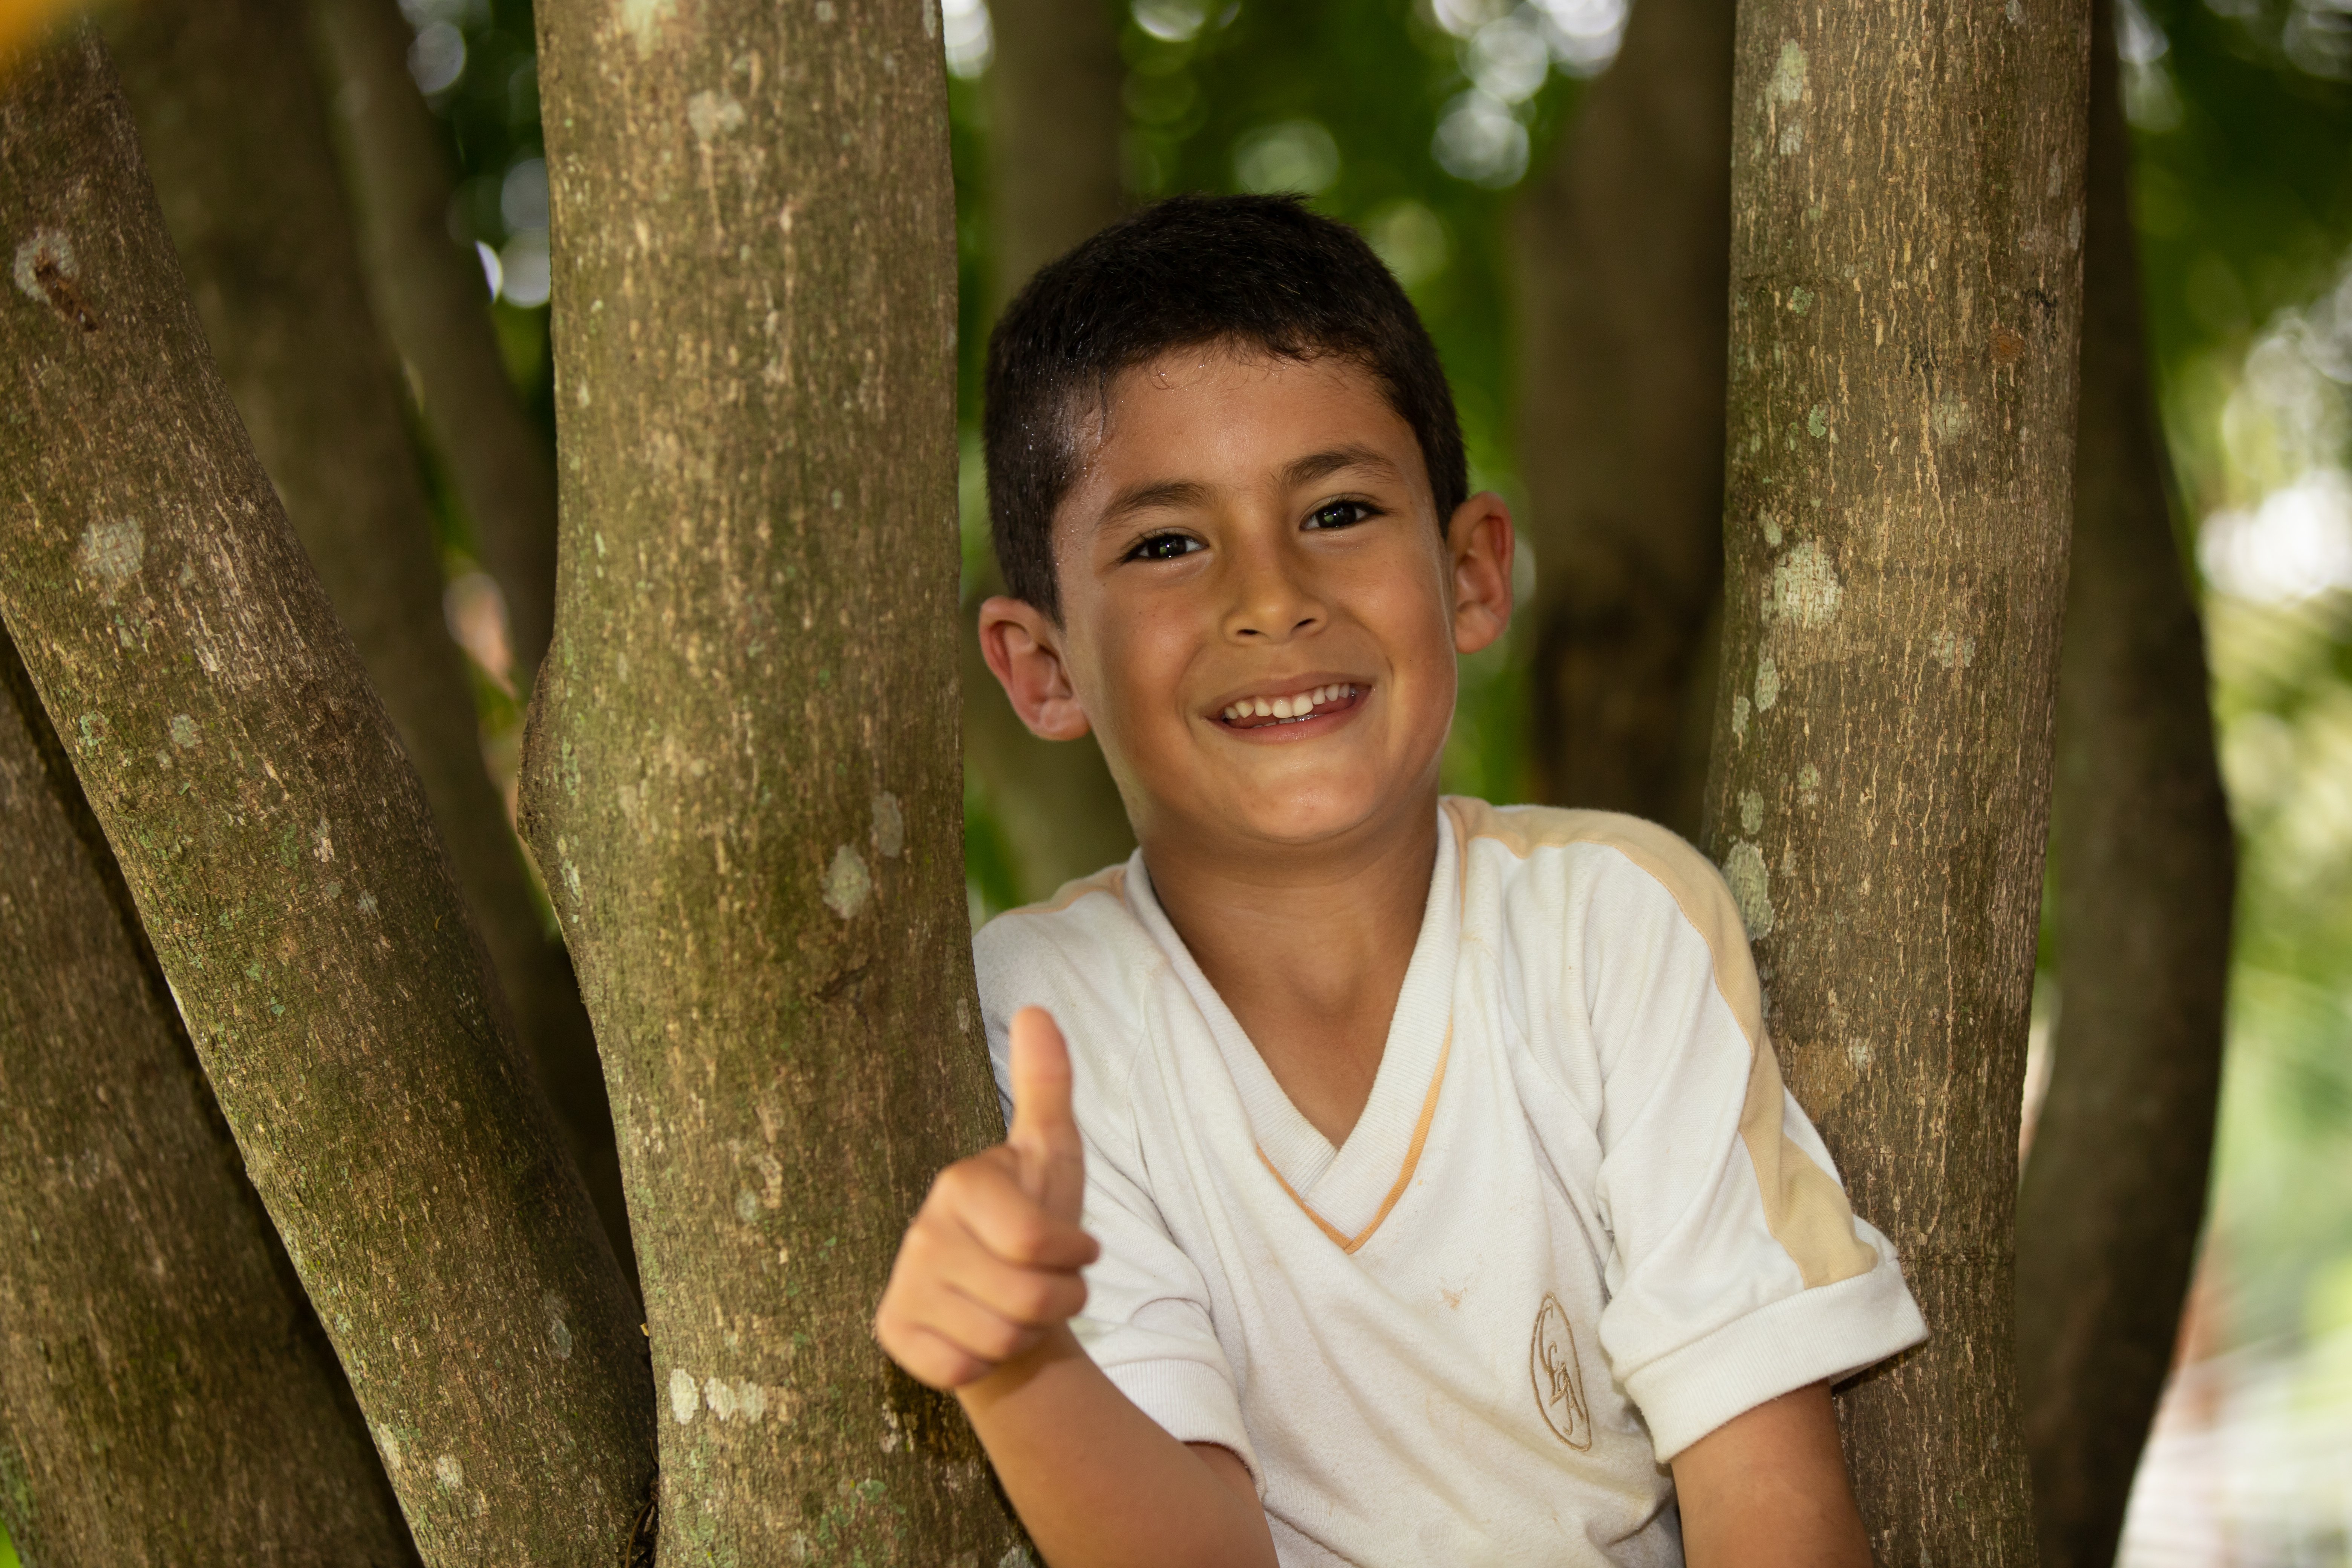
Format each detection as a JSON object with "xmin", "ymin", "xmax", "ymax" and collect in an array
[
  {"xmin": 1703, "ymin": 0, "xmax": 2091, "ymax": 1557},
  {"xmin": 524, "ymin": 2, "xmax": 1020, "ymax": 1561},
  {"xmin": 307, "ymin": 0, "xmax": 563, "ymax": 683},
  {"xmin": 1514, "ymin": 0, "xmax": 1733, "ymax": 835},
  {"xmin": 0, "ymin": 33, "xmax": 654, "ymax": 1565},
  {"xmin": 968, "ymin": 0, "xmax": 1135, "ymax": 903},
  {"xmin": 0, "ymin": 623, "xmax": 418, "ymax": 1568},
  {"xmin": 106, "ymin": 0, "xmax": 634, "ymax": 1274},
  {"xmin": 2014, "ymin": 0, "xmax": 2236, "ymax": 1558}
]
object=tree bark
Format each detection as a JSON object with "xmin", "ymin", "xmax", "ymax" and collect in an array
[
  {"xmin": 971, "ymin": 0, "xmax": 1135, "ymax": 902},
  {"xmin": 0, "ymin": 622, "xmax": 419, "ymax": 1568},
  {"xmin": 2014, "ymin": 1, "xmax": 2236, "ymax": 1558},
  {"xmin": 524, "ymin": 2, "xmax": 1020, "ymax": 1560},
  {"xmin": 306, "ymin": 0, "xmax": 564, "ymax": 683},
  {"xmin": 1704, "ymin": 0, "xmax": 2090, "ymax": 1557},
  {"xmin": 0, "ymin": 33, "xmax": 654, "ymax": 1565},
  {"xmin": 1514, "ymin": 0, "xmax": 1733, "ymax": 835},
  {"xmin": 106, "ymin": 0, "xmax": 635, "ymax": 1278}
]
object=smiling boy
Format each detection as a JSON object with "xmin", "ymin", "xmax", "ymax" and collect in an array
[{"xmin": 874, "ymin": 195, "xmax": 1925, "ymax": 1566}]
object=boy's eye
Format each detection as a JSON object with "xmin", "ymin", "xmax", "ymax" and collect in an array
[
  {"xmin": 1305, "ymin": 499, "xmax": 1378, "ymax": 531},
  {"xmin": 1127, "ymin": 532, "xmax": 1202, "ymax": 562}
]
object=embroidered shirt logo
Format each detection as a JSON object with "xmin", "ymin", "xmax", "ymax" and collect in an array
[{"xmin": 1530, "ymin": 1292, "xmax": 1593, "ymax": 1450}]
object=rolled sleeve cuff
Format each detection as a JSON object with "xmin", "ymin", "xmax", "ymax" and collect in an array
[
  {"xmin": 1101, "ymin": 1357, "xmax": 1263, "ymax": 1493},
  {"xmin": 1624, "ymin": 1260, "xmax": 1929, "ymax": 1460}
]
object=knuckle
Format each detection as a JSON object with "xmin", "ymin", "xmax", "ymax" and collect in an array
[
  {"xmin": 1016, "ymin": 1276, "xmax": 1064, "ymax": 1323},
  {"xmin": 1007, "ymin": 1215, "xmax": 1053, "ymax": 1260},
  {"xmin": 931, "ymin": 1162, "xmax": 975, "ymax": 1205}
]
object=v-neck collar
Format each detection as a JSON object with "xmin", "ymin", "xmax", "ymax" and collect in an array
[{"xmin": 1127, "ymin": 805, "xmax": 1461, "ymax": 1247}]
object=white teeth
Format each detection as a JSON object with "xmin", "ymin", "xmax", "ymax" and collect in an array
[{"xmin": 1222, "ymin": 685, "xmax": 1360, "ymax": 724}]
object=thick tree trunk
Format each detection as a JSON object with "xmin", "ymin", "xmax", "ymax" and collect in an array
[
  {"xmin": 524, "ymin": 2, "xmax": 1020, "ymax": 1560},
  {"xmin": 970, "ymin": 0, "xmax": 1135, "ymax": 902},
  {"xmin": 2014, "ymin": 1, "xmax": 2236, "ymax": 1558},
  {"xmin": 1704, "ymin": 0, "xmax": 2090, "ymax": 1557},
  {"xmin": 0, "ymin": 623, "xmax": 418, "ymax": 1568},
  {"xmin": 1514, "ymin": 0, "xmax": 1733, "ymax": 835},
  {"xmin": 0, "ymin": 33, "xmax": 654, "ymax": 1565},
  {"xmin": 307, "ymin": 0, "xmax": 563, "ymax": 682},
  {"xmin": 106, "ymin": 0, "xmax": 634, "ymax": 1277}
]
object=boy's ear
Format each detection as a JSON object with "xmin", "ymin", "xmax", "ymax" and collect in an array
[
  {"xmin": 1447, "ymin": 492, "xmax": 1516, "ymax": 657},
  {"xmin": 977, "ymin": 596, "xmax": 1094, "ymax": 741}
]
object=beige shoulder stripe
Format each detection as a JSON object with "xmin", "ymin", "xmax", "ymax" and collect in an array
[
  {"xmin": 1001, "ymin": 862, "xmax": 1128, "ymax": 920},
  {"xmin": 1445, "ymin": 800, "xmax": 1878, "ymax": 1291}
]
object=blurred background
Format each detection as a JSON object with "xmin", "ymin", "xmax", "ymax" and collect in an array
[{"xmin": 6, "ymin": 0, "xmax": 2349, "ymax": 1559}]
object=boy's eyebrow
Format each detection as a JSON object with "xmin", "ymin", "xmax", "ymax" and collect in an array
[
  {"xmin": 1096, "ymin": 478, "xmax": 1213, "ymax": 529},
  {"xmin": 1280, "ymin": 444, "xmax": 1405, "ymax": 490}
]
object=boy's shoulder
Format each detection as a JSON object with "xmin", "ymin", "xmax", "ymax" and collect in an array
[
  {"xmin": 1443, "ymin": 797, "xmax": 1745, "ymax": 939},
  {"xmin": 971, "ymin": 859, "xmax": 1163, "ymax": 1066}
]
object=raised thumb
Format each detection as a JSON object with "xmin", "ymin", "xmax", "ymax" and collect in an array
[{"xmin": 1006, "ymin": 1006, "xmax": 1084, "ymax": 1222}]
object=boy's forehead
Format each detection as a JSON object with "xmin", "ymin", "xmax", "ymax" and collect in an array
[{"xmin": 1064, "ymin": 346, "xmax": 1423, "ymax": 506}]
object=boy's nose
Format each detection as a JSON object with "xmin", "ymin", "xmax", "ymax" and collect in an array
[{"xmin": 1222, "ymin": 545, "xmax": 1326, "ymax": 643}]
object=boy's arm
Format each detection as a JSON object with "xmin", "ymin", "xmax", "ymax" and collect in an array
[
  {"xmin": 1669, "ymin": 1381, "xmax": 1871, "ymax": 1568},
  {"xmin": 959, "ymin": 1327, "xmax": 1271, "ymax": 1568},
  {"xmin": 875, "ymin": 1008, "xmax": 1277, "ymax": 1568}
]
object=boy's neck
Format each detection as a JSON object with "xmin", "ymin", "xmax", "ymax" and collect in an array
[{"xmin": 1138, "ymin": 785, "xmax": 1443, "ymax": 1146}]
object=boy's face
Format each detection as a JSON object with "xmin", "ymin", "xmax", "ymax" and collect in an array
[{"xmin": 980, "ymin": 346, "xmax": 1513, "ymax": 864}]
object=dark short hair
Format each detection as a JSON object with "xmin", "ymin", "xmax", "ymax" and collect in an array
[{"xmin": 983, "ymin": 193, "xmax": 1468, "ymax": 619}]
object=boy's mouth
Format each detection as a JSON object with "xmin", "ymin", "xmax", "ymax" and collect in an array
[{"xmin": 1215, "ymin": 682, "xmax": 1364, "ymax": 730}]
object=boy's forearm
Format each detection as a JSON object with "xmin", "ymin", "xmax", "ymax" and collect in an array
[{"xmin": 957, "ymin": 1326, "xmax": 1277, "ymax": 1568}]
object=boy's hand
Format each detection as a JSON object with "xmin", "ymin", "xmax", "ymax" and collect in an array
[{"xmin": 876, "ymin": 1008, "xmax": 1099, "ymax": 1389}]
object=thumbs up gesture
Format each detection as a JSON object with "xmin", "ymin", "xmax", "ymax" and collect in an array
[{"xmin": 876, "ymin": 1008, "xmax": 1101, "ymax": 1390}]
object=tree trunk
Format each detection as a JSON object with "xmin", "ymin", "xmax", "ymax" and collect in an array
[
  {"xmin": 524, "ymin": 2, "xmax": 1020, "ymax": 1560},
  {"xmin": 306, "ymin": 0, "xmax": 564, "ymax": 684},
  {"xmin": 987, "ymin": 0, "xmax": 1125, "ymax": 306},
  {"xmin": 1704, "ymin": 0, "xmax": 2090, "ymax": 1557},
  {"xmin": 970, "ymin": 0, "xmax": 1135, "ymax": 902},
  {"xmin": 0, "ymin": 622, "xmax": 418, "ymax": 1568},
  {"xmin": 1514, "ymin": 0, "xmax": 1733, "ymax": 835},
  {"xmin": 106, "ymin": 0, "xmax": 635, "ymax": 1278},
  {"xmin": 2014, "ymin": 0, "xmax": 2236, "ymax": 1557},
  {"xmin": 0, "ymin": 33, "xmax": 654, "ymax": 1565}
]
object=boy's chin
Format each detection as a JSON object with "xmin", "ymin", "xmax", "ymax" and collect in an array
[{"xmin": 1190, "ymin": 771, "xmax": 1432, "ymax": 852}]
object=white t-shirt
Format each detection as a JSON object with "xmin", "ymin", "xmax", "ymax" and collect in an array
[{"xmin": 974, "ymin": 799, "xmax": 1926, "ymax": 1566}]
